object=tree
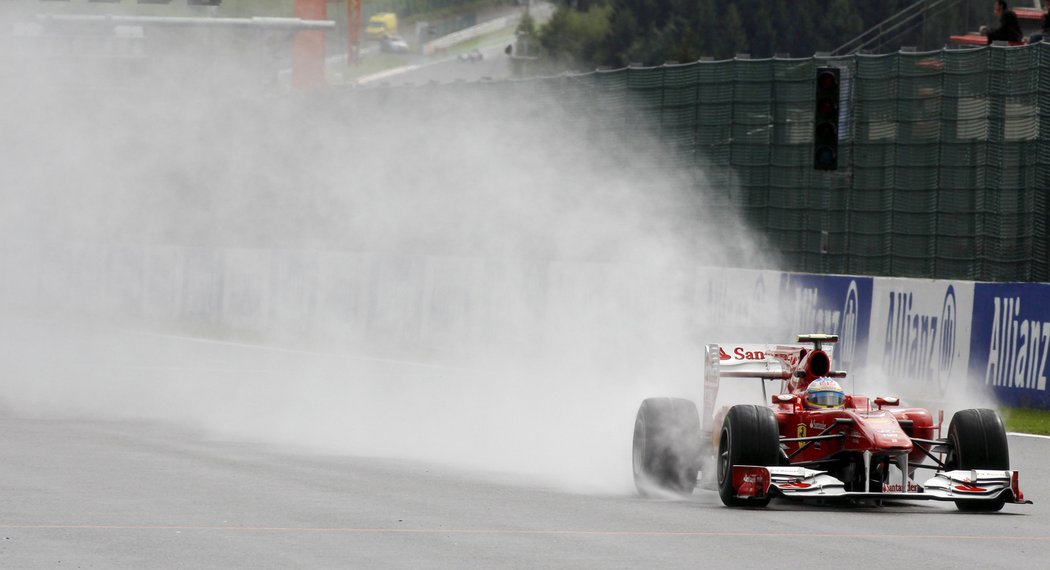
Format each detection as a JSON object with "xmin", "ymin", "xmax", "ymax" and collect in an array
[
  {"xmin": 747, "ymin": 2, "xmax": 777, "ymax": 57},
  {"xmin": 602, "ymin": 7, "xmax": 639, "ymax": 66},
  {"xmin": 720, "ymin": 3, "xmax": 748, "ymax": 58},
  {"xmin": 535, "ymin": 0, "xmax": 974, "ymax": 69},
  {"xmin": 538, "ymin": 4, "xmax": 613, "ymax": 68}
]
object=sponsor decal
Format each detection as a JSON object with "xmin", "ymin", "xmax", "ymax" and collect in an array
[
  {"xmin": 953, "ymin": 484, "xmax": 987, "ymax": 493},
  {"xmin": 882, "ymin": 483, "xmax": 919, "ymax": 493},
  {"xmin": 809, "ymin": 421, "xmax": 827, "ymax": 430},
  {"xmin": 697, "ymin": 268, "xmax": 778, "ymax": 328},
  {"xmin": 984, "ymin": 297, "xmax": 1049, "ymax": 391},
  {"xmin": 789, "ymin": 286, "xmax": 842, "ymax": 347},
  {"xmin": 882, "ymin": 285, "xmax": 957, "ymax": 396},
  {"xmin": 809, "ymin": 379, "xmax": 842, "ymax": 392},
  {"xmin": 719, "ymin": 347, "xmax": 731, "ymax": 361},
  {"xmin": 779, "ymin": 274, "xmax": 872, "ymax": 371},
  {"xmin": 797, "ymin": 424, "xmax": 807, "ymax": 448},
  {"xmin": 877, "ymin": 428, "xmax": 901, "ymax": 443},
  {"xmin": 779, "ymin": 481, "xmax": 812, "ymax": 489},
  {"xmin": 733, "ymin": 347, "xmax": 766, "ymax": 361},
  {"xmin": 738, "ymin": 470, "xmax": 766, "ymax": 497},
  {"xmin": 840, "ymin": 281, "xmax": 859, "ymax": 370},
  {"xmin": 772, "ymin": 347, "xmax": 803, "ymax": 367}
]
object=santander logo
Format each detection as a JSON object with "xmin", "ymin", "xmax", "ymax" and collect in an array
[{"xmin": 719, "ymin": 345, "xmax": 769, "ymax": 362}]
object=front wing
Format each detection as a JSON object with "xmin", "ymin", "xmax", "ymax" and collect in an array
[{"xmin": 732, "ymin": 465, "xmax": 1033, "ymax": 505}]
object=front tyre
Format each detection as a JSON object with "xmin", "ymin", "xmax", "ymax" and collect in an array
[
  {"xmin": 717, "ymin": 404, "xmax": 780, "ymax": 507},
  {"xmin": 945, "ymin": 408, "xmax": 1010, "ymax": 512},
  {"xmin": 632, "ymin": 398, "xmax": 701, "ymax": 497}
]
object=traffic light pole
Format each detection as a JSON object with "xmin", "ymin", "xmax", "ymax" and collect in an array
[
  {"xmin": 347, "ymin": 0, "xmax": 361, "ymax": 65},
  {"xmin": 293, "ymin": 0, "xmax": 326, "ymax": 90}
]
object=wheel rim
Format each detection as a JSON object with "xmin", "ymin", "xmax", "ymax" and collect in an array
[
  {"xmin": 632, "ymin": 416, "xmax": 645, "ymax": 478},
  {"xmin": 945, "ymin": 427, "xmax": 960, "ymax": 470},
  {"xmin": 717, "ymin": 426, "xmax": 730, "ymax": 487}
]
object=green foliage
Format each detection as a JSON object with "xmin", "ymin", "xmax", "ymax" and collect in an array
[
  {"xmin": 538, "ymin": 5, "xmax": 612, "ymax": 68},
  {"xmin": 1000, "ymin": 407, "xmax": 1050, "ymax": 436},
  {"xmin": 226, "ymin": 0, "xmax": 506, "ymax": 20},
  {"xmin": 219, "ymin": 1, "xmax": 294, "ymax": 18},
  {"xmin": 721, "ymin": 3, "xmax": 746, "ymax": 57},
  {"xmin": 537, "ymin": 0, "xmax": 980, "ymax": 67},
  {"xmin": 517, "ymin": 11, "xmax": 537, "ymax": 37},
  {"xmin": 364, "ymin": 0, "xmax": 504, "ymax": 20}
]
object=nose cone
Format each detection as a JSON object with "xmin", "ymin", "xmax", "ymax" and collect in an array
[
  {"xmin": 872, "ymin": 429, "xmax": 913, "ymax": 451},
  {"xmin": 854, "ymin": 411, "xmax": 913, "ymax": 451}
]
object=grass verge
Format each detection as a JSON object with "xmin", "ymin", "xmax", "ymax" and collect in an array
[{"xmin": 999, "ymin": 406, "xmax": 1050, "ymax": 436}]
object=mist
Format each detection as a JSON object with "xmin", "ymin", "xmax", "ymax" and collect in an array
[{"xmin": 0, "ymin": 4, "xmax": 788, "ymax": 495}]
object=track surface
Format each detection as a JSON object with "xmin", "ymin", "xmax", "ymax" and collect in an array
[
  {"xmin": 0, "ymin": 417, "xmax": 1047, "ymax": 568},
  {"xmin": 0, "ymin": 323, "xmax": 1047, "ymax": 568}
]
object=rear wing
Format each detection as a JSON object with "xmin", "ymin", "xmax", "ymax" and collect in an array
[{"xmin": 700, "ymin": 340, "xmax": 838, "ymax": 435}]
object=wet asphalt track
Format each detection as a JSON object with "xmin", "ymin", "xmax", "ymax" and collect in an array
[
  {"xmin": 0, "ymin": 418, "xmax": 1046, "ymax": 568},
  {"xmin": 0, "ymin": 323, "xmax": 1047, "ymax": 568}
]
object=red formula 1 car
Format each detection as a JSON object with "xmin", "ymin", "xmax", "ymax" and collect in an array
[{"xmin": 632, "ymin": 334, "xmax": 1032, "ymax": 511}]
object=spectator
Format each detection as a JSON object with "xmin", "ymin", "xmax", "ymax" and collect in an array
[
  {"xmin": 1030, "ymin": 0, "xmax": 1050, "ymax": 43},
  {"xmin": 980, "ymin": 0, "xmax": 1023, "ymax": 44}
]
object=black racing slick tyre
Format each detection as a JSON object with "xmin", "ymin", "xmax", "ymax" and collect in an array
[
  {"xmin": 945, "ymin": 408, "xmax": 1010, "ymax": 512},
  {"xmin": 717, "ymin": 404, "xmax": 780, "ymax": 508},
  {"xmin": 632, "ymin": 398, "xmax": 702, "ymax": 497}
]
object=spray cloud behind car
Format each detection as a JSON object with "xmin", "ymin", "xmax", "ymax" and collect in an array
[{"xmin": 0, "ymin": 2, "xmax": 985, "ymax": 495}]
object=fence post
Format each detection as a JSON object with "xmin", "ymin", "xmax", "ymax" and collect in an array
[{"xmin": 293, "ymin": 0, "xmax": 327, "ymax": 91}]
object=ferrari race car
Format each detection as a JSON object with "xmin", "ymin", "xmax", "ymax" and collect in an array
[{"xmin": 632, "ymin": 334, "xmax": 1032, "ymax": 511}]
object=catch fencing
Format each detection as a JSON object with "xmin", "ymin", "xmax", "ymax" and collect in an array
[{"xmin": 516, "ymin": 44, "xmax": 1050, "ymax": 283}]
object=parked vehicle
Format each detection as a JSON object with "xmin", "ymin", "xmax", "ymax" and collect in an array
[
  {"xmin": 366, "ymin": 13, "xmax": 398, "ymax": 40},
  {"xmin": 379, "ymin": 34, "xmax": 410, "ymax": 53}
]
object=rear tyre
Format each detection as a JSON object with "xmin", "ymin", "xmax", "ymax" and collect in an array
[
  {"xmin": 945, "ymin": 408, "xmax": 1010, "ymax": 512},
  {"xmin": 717, "ymin": 404, "xmax": 780, "ymax": 507},
  {"xmin": 632, "ymin": 398, "xmax": 701, "ymax": 497}
]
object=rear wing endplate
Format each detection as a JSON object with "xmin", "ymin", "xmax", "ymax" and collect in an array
[{"xmin": 701, "ymin": 343, "xmax": 798, "ymax": 435}]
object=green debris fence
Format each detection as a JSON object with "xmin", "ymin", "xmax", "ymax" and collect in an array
[{"xmin": 523, "ymin": 45, "xmax": 1049, "ymax": 282}]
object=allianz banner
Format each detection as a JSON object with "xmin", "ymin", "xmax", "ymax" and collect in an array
[
  {"xmin": 778, "ymin": 273, "xmax": 873, "ymax": 374},
  {"xmin": 970, "ymin": 283, "xmax": 1050, "ymax": 409},
  {"xmin": 868, "ymin": 278, "xmax": 974, "ymax": 401}
]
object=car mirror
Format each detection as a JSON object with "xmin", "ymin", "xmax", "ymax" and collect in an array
[{"xmin": 874, "ymin": 396, "xmax": 900, "ymax": 409}]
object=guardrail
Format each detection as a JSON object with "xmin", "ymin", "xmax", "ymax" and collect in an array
[
  {"xmin": 421, "ymin": 16, "xmax": 509, "ymax": 55},
  {"xmin": 1, "ymin": 243, "xmax": 1046, "ymax": 410},
  {"xmin": 32, "ymin": 13, "xmax": 335, "ymax": 30}
]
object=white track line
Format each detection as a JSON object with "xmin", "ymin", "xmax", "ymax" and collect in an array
[{"xmin": 1008, "ymin": 432, "xmax": 1050, "ymax": 440}]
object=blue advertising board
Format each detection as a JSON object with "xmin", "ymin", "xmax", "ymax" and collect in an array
[
  {"xmin": 970, "ymin": 282, "xmax": 1050, "ymax": 409},
  {"xmin": 779, "ymin": 273, "xmax": 874, "ymax": 373}
]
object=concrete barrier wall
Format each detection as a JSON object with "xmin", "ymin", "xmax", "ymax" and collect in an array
[{"xmin": 1, "ymin": 242, "xmax": 1047, "ymax": 409}]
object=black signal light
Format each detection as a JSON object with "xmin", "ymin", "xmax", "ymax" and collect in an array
[{"xmin": 814, "ymin": 67, "xmax": 840, "ymax": 171}]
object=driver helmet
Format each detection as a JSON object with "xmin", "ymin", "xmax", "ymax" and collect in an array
[{"xmin": 805, "ymin": 378, "xmax": 845, "ymax": 410}]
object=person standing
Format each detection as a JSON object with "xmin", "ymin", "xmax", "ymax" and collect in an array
[{"xmin": 980, "ymin": 0, "xmax": 1024, "ymax": 44}]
